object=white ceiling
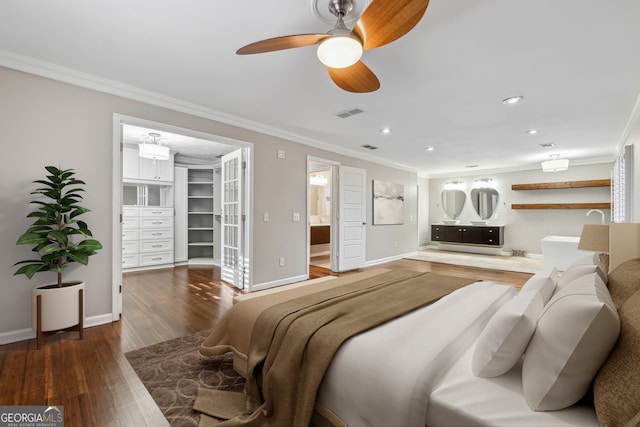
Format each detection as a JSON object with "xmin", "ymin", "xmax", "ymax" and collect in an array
[{"xmin": 1, "ymin": 0, "xmax": 639, "ymax": 176}]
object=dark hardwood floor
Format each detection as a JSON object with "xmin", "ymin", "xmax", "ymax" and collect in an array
[{"xmin": 0, "ymin": 259, "xmax": 532, "ymax": 427}]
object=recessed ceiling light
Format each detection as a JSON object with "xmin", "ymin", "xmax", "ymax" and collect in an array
[
  {"xmin": 502, "ymin": 96, "xmax": 524, "ymax": 105},
  {"xmin": 381, "ymin": 127, "xmax": 391, "ymax": 134},
  {"xmin": 525, "ymin": 129, "xmax": 539, "ymax": 135},
  {"xmin": 424, "ymin": 147, "xmax": 435, "ymax": 152}
]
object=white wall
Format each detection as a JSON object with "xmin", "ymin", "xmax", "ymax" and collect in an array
[
  {"xmin": 427, "ymin": 163, "xmax": 612, "ymax": 255},
  {"xmin": 0, "ymin": 66, "xmax": 419, "ymax": 341}
]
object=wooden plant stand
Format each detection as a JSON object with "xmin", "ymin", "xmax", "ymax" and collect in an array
[{"xmin": 36, "ymin": 288, "xmax": 84, "ymax": 350}]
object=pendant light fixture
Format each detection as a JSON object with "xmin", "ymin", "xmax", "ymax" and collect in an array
[
  {"xmin": 139, "ymin": 132, "xmax": 170, "ymax": 160},
  {"xmin": 541, "ymin": 154, "xmax": 569, "ymax": 172}
]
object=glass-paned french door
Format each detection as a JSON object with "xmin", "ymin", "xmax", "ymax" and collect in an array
[{"xmin": 221, "ymin": 149, "xmax": 244, "ymax": 289}]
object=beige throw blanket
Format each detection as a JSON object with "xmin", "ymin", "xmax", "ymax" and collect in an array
[{"xmin": 194, "ymin": 269, "xmax": 475, "ymax": 427}]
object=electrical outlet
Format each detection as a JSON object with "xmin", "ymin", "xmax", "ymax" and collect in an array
[
  {"xmin": 292, "ymin": 212, "xmax": 300, "ymax": 222},
  {"xmin": 263, "ymin": 212, "xmax": 269, "ymax": 222},
  {"xmin": 277, "ymin": 150, "xmax": 285, "ymax": 159},
  {"xmin": 394, "ymin": 241, "xmax": 398, "ymax": 248},
  {"xmin": 279, "ymin": 257, "xmax": 285, "ymax": 267}
]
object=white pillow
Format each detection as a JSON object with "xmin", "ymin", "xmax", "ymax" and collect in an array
[
  {"xmin": 520, "ymin": 268, "xmax": 557, "ymax": 304},
  {"xmin": 568, "ymin": 253, "xmax": 599, "ymax": 267},
  {"xmin": 556, "ymin": 263, "xmax": 607, "ymax": 290},
  {"xmin": 471, "ymin": 289, "xmax": 545, "ymax": 377},
  {"xmin": 522, "ymin": 273, "xmax": 620, "ymax": 411}
]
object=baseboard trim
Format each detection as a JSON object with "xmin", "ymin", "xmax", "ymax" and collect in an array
[
  {"xmin": 250, "ymin": 274, "xmax": 309, "ymax": 293},
  {"xmin": 364, "ymin": 251, "xmax": 418, "ymax": 267},
  {"xmin": 0, "ymin": 313, "xmax": 115, "ymax": 345}
]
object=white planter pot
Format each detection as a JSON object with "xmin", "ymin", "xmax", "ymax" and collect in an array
[{"xmin": 31, "ymin": 281, "xmax": 85, "ymax": 332}]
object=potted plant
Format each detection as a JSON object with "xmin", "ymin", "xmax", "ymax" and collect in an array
[{"xmin": 14, "ymin": 166, "xmax": 102, "ymax": 348}]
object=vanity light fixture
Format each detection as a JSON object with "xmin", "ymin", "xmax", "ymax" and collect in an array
[
  {"xmin": 444, "ymin": 180, "xmax": 464, "ymax": 190},
  {"xmin": 473, "ymin": 178, "xmax": 494, "ymax": 188},
  {"xmin": 501, "ymin": 96, "xmax": 524, "ymax": 105},
  {"xmin": 139, "ymin": 132, "xmax": 170, "ymax": 160},
  {"xmin": 541, "ymin": 154, "xmax": 569, "ymax": 172}
]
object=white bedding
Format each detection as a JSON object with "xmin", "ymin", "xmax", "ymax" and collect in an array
[
  {"xmin": 426, "ymin": 343, "xmax": 599, "ymax": 427},
  {"xmin": 316, "ymin": 281, "xmax": 517, "ymax": 427}
]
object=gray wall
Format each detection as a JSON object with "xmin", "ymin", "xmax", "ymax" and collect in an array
[
  {"xmin": 0, "ymin": 66, "xmax": 418, "ymax": 340},
  {"xmin": 427, "ymin": 163, "xmax": 613, "ymax": 255}
]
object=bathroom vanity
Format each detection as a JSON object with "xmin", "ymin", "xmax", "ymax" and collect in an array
[{"xmin": 431, "ymin": 224, "xmax": 504, "ymax": 247}]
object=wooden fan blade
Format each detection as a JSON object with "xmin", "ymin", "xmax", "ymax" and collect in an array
[
  {"xmin": 353, "ymin": 0, "xmax": 430, "ymax": 50},
  {"xmin": 327, "ymin": 61, "xmax": 380, "ymax": 93},
  {"xmin": 237, "ymin": 34, "xmax": 331, "ymax": 55}
]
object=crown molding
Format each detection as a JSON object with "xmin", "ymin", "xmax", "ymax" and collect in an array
[{"xmin": 0, "ymin": 49, "xmax": 418, "ymax": 175}]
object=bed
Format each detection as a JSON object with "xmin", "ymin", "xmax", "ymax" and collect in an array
[{"xmin": 194, "ymin": 257, "xmax": 640, "ymax": 427}]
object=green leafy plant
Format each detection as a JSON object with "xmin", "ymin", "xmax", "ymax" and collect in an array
[{"xmin": 14, "ymin": 166, "xmax": 103, "ymax": 287}]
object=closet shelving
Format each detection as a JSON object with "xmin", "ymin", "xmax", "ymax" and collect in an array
[{"xmin": 187, "ymin": 167, "xmax": 215, "ymax": 264}]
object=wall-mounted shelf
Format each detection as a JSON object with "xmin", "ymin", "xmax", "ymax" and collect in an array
[
  {"xmin": 511, "ymin": 179, "xmax": 611, "ymax": 191},
  {"xmin": 512, "ymin": 203, "xmax": 611, "ymax": 210}
]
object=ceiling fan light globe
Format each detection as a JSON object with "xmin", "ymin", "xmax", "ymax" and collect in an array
[{"xmin": 317, "ymin": 36, "xmax": 363, "ymax": 68}]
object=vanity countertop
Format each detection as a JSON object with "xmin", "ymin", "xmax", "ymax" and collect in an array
[
  {"xmin": 310, "ymin": 223, "xmax": 331, "ymax": 227},
  {"xmin": 433, "ymin": 222, "xmax": 505, "ymax": 227}
]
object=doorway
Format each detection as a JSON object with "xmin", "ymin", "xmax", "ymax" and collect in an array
[
  {"xmin": 111, "ymin": 114, "xmax": 252, "ymax": 319},
  {"xmin": 308, "ymin": 162, "xmax": 333, "ymax": 271}
]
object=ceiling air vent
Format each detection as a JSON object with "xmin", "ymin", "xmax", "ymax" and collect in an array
[
  {"xmin": 361, "ymin": 144, "xmax": 378, "ymax": 150},
  {"xmin": 540, "ymin": 142, "xmax": 556, "ymax": 148},
  {"xmin": 336, "ymin": 107, "xmax": 364, "ymax": 119}
]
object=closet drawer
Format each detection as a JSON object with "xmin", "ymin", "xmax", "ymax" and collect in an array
[
  {"xmin": 122, "ymin": 241, "xmax": 138, "ymax": 254},
  {"xmin": 140, "ymin": 218, "xmax": 173, "ymax": 228},
  {"xmin": 139, "ymin": 207, "xmax": 173, "ymax": 217},
  {"xmin": 122, "ymin": 229, "xmax": 138, "ymax": 241},
  {"xmin": 122, "ymin": 206, "xmax": 139, "ymax": 216},
  {"xmin": 122, "ymin": 216, "xmax": 138, "ymax": 229},
  {"xmin": 139, "ymin": 252, "xmax": 173, "ymax": 266},
  {"xmin": 140, "ymin": 240, "xmax": 173, "ymax": 253},
  {"xmin": 140, "ymin": 228, "xmax": 173, "ymax": 240},
  {"xmin": 122, "ymin": 254, "xmax": 138, "ymax": 268}
]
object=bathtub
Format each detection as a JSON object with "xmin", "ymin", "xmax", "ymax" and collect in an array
[{"xmin": 541, "ymin": 235, "xmax": 594, "ymax": 271}]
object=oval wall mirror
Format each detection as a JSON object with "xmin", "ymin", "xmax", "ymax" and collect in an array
[
  {"xmin": 441, "ymin": 189, "xmax": 466, "ymax": 219},
  {"xmin": 471, "ymin": 188, "xmax": 499, "ymax": 220}
]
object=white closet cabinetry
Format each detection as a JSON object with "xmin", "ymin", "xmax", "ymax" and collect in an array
[
  {"xmin": 173, "ymin": 166, "xmax": 188, "ymax": 263},
  {"xmin": 187, "ymin": 167, "xmax": 216, "ymax": 265},
  {"xmin": 123, "ymin": 147, "xmax": 174, "ymax": 182},
  {"xmin": 121, "ymin": 206, "xmax": 139, "ymax": 269},
  {"xmin": 121, "ymin": 206, "xmax": 174, "ymax": 269}
]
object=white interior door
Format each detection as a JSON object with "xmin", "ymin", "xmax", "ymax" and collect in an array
[
  {"xmin": 337, "ymin": 166, "xmax": 366, "ymax": 271},
  {"xmin": 221, "ymin": 149, "xmax": 244, "ymax": 289}
]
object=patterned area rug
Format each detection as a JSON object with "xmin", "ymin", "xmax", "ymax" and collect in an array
[{"xmin": 125, "ymin": 330, "xmax": 245, "ymax": 427}]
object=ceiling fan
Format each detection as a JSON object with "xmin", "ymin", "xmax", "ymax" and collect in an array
[{"xmin": 236, "ymin": 0, "xmax": 430, "ymax": 93}]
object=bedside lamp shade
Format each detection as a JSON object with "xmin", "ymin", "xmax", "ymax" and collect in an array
[{"xmin": 578, "ymin": 224, "xmax": 610, "ymax": 253}]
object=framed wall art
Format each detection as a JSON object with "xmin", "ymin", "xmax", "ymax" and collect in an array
[{"xmin": 373, "ymin": 180, "xmax": 404, "ymax": 225}]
